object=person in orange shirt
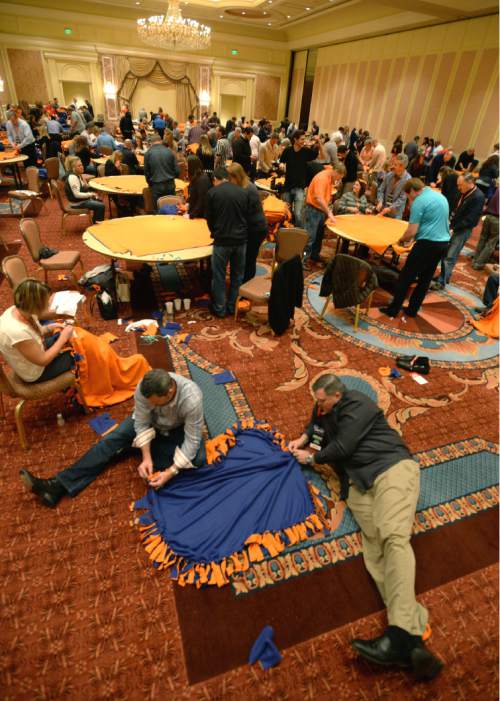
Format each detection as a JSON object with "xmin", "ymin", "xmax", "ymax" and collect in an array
[{"xmin": 304, "ymin": 163, "xmax": 346, "ymax": 266}]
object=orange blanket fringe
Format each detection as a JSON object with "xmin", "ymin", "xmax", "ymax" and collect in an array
[
  {"xmin": 70, "ymin": 326, "xmax": 151, "ymax": 407},
  {"xmin": 132, "ymin": 421, "xmax": 330, "ymax": 588}
]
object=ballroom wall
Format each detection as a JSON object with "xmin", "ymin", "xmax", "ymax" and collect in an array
[
  {"xmin": 0, "ymin": 2, "xmax": 290, "ymax": 122},
  {"xmin": 308, "ymin": 14, "xmax": 498, "ymax": 160}
]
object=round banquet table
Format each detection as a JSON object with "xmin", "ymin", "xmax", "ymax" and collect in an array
[
  {"xmin": 0, "ymin": 152, "xmax": 29, "ymax": 188},
  {"xmin": 88, "ymin": 174, "xmax": 188, "ymax": 196},
  {"xmin": 326, "ymin": 214, "xmax": 408, "ymax": 255},
  {"xmin": 255, "ymin": 176, "xmax": 285, "ymax": 192},
  {"xmin": 83, "ymin": 214, "xmax": 213, "ymax": 263}
]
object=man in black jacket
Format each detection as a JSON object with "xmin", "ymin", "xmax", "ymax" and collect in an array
[
  {"xmin": 206, "ymin": 167, "xmax": 249, "ymax": 317},
  {"xmin": 289, "ymin": 374, "xmax": 443, "ymax": 682},
  {"xmin": 232, "ymin": 127, "xmax": 252, "ymax": 176},
  {"xmin": 435, "ymin": 173, "xmax": 485, "ymax": 288},
  {"xmin": 121, "ymin": 139, "xmax": 141, "ymax": 174},
  {"xmin": 144, "ymin": 136, "xmax": 180, "ymax": 210}
]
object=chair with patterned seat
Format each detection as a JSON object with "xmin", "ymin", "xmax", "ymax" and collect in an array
[{"xmin": 19, "ymin": 217, "xmax": 84, "ymax": 287}]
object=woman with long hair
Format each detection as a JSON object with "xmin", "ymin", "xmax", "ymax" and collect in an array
[
  {"xmin": 186, "ymin": 156, "xmax": 212, "ymax": 219},
  {"xmin": 0, "ymin": 278, "xmax": 74, "ymax": 383},
  {"xmin": 197, "ymin": 134, "xmax": 215, "ymax": 174},
  {"xmin": 227, "ymin": 162, "xmax": 268, "ymax": 282}
]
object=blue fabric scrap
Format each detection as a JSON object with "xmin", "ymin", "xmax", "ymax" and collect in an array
[
  {"xmin": 249, "ymin": 625, "xmax": 282, "ymax": 670},
  {"xmin": 213, "ymin": 370, "xmax": 235, "ymax": 385},
  {"xmin": 88, "ymin": 412, "xmax": 117, "ymax": 435}
]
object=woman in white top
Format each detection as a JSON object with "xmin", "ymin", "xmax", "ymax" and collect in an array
[
  {"xmin": 64, "ymin": 158, "xmax": 105, "ymax": 223},
  {"xmin": 0, "ymin": 279, "xmax": 74, "ymax": 383}
]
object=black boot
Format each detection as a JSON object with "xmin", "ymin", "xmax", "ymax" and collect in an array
[{"xmin": 20, "ymin": 470, "xmax": 66, "ymax": 508}]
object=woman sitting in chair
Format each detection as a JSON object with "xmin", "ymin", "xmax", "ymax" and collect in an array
[
  {"xmin": 0, "ymin": 278, "xmax": 74, "ymax": 383},
  {"xmin": 64, "ymin": 158, "xmax": 105, "ymax": 223},
  {"xmin": 336, "ymin": 179, "xmax": 372, "ymax": 214},
  {"xmin": 104, "ymin": 150, "xmax": 124, "ymax": 176}
]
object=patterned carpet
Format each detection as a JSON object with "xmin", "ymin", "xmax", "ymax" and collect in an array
[{"xmin": 0, "ymin": 195, "xmax": 498, "ymax": 700}]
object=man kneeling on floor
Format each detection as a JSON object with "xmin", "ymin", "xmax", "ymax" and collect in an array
[
  {"xmin": 288, "ymin": 374, "xmax": 443, "ymax": 681},
  {"xmin": 21, "ymin": 369, "xmax": 205, "ymax": 507}
]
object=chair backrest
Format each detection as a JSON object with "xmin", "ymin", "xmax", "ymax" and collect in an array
[
  {"xmin": 0, "ymin": 364, "xmax": 17, "ymax": 398},
  {"xmin": 19, "ymin": 218, "xmax": 43, "ymax": 263},
  {"xmin": 1, "ymin": 255, "xmax": 29, "ymax": 290},
  {"xmin": 275, "ymin": 227, "xmax": 308, "ymax": 265},
  {"xmin": 50, "ymin": 179, "xmax": 67, "ymax": 213},
  {"xmin": 25, "ymin": 167, "xmax": 40, "ymax": 194},
  {"xmin": 44, "ymin": 157, "xmax": 60, "ymax": 180},
  {"xmin": 99, "ymin": 146, "xmax": 113, "ymax": 156},
  {"xmin": 121, "ymin": 163, "xmax": 129, "ymax": 175},
  {"xmin": 329, "ymin": 254, "xmax": 378, "ymax": 307},
  {"xmin": 142, "ymin": 187, "xmax": 154, "ymax": 214},
  {"xmin": 97, "ymin": 164, "xmax": 105, "ymax": 177},
  {"xmin": 157, "ymin": 195, "xmax": 182, "ymax": 209}
]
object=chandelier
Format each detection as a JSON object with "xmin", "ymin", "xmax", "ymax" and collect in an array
[{"xmin": 137, "ymin": 0, "xmax": 211, "ymax": 51}]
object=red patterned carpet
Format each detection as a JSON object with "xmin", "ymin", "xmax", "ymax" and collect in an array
[{"xmin": 0, "ymin": 194, "xmax": 498, "ymax": 701}]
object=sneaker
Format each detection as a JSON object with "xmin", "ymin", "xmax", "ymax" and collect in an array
[
  {"xmin": 19, "ymin": 469, "xmax": 66, "ymax": 508},
  {"xmin": 379, "ymin": 306, "xmax": 398, "ymax": 318},
  {"xmin": 430, "ymin": 281, "xmax": 444, "ymax": 291},
  {"xmin": 402, "ymin": 306, "xmax": 417, "ymax": 318}
]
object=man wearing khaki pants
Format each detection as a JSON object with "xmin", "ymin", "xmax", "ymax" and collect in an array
[{"xmin": 289, "ymin": 374, "xmax": 443, "ymax": 681}]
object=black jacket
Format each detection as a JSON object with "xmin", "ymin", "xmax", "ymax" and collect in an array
[
  {"xmin": 121, "ymin": 147, "xmax": 140, "ymax": 174},
  {"xmin": 450, "ymin": 187, "xmax": 485, "ymax": 233},
  {"xmin": 306, "ymin": 389, "xmax": 412, "ymax": 498},
  {"xmin": 247, "ymin": 182, "xmax": 267, "ymax": 233},
  {"xmin": 268, "ymin": 255, "xmax": 303, "ymax": 335},
  {"xmin": 232, "ymin": 137, "xmax": 252, "ymax": 174},
  {"xmin": 206, "ymin": 181, "xmax": 249, "ymax": 246},
  {"xmin": 120, "ymin": 112, "xmax": 133, "ymax": 137},
  {"xmin": 188, "ymin": 172, "xmax": 212, "ymax": 219}
]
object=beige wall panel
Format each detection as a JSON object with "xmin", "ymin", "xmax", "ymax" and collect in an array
[
  {"xmin": 7, "ymin": 48, "xmax": 48, "ymax": 103},
  {"xmin": 404, "ymin": 54, "xmax": 438, "ymax": 139},
  {"xmin": 453, "ymin": 49, "xmax": 498, "ymax": 151},
  {"xmin": 254, "ymin": 74, "xmax": 281, "ymax": 121},
  {"xmin": 371, "ymin": 58, "xmax": 394, "ymax": 137},
  {"xmin": 438, "ymin": 51, "xmax": 475, "ymax": 146},
  {"xmin": 475, "ymin": 79, "xmax": 499, "ymax": 157}
]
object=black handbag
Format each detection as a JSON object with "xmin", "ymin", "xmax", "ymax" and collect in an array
[{"xmin": 396, "ymin": 355, "xmax": 430, "ymax": 375}]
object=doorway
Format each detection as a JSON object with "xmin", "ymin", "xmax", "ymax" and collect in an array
[
  {"xmin": 61, "ymin": 81, "xmax": 91, "ymax": 107},
  {"xmin": 220, "ymin": 94, "xmax": 243, "ymax": 125}
]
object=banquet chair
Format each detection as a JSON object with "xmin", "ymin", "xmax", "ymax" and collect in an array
[
  {"xmin": 44, "ymin": 157, "xmax": 61, "ymax": 197},
  {"xmin": 1, "ymin": 254, "xmax": 28, "ymax": 290},
  {"xmin": 7, "ymin": 166, "xmax": 44, "ymax": 216},
  {"xmin": 157, "ymin": 195, "xmax": 182, "ymax": 210},
  {"xmin": 50, "ymin": 180, "xmax": 93, "ymax": 234},
  {"xmin": 98, "ymin": 146, "xmax": 113, "ymax": 156},
  {"xmin": 272, "ymin": 227, "xmax": 308, "ymax": 272},
  {"xmin": 319, "ymin": 254, "xmax": 378, "ymax": 330},
  {"xmin": 141, "ymin": 187, "xmax": 154, "ymax": 214},
  {"xmin": 19, "ymin": 217, "xmax": 84, "ymax": 287},
  {"xmin": 97, "ymin": 164, "xmax": 106, "ymax": 177},
  {"xmin": 0, "ymin": 362, "xmax": 81, "ymax": 450}
]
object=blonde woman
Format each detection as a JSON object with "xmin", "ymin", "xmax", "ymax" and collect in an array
[
  {"xmin": 104, "ymin": 149, "xmax": 124, "ymax": 176},
  {"xmin": 0, "ymin": 278, "xmax": 74, "ymax": 383},
  {"xmin": 196, "ymin": 134, "xmax": 215, "ymax": 174},
  {"xmin": 227, "ymin": 162, "xmax": 267, "ymax": 281}
]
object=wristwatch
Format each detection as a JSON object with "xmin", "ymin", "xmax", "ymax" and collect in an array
[
  {"xmin": 306, "ymin": 454, "xmax": 315, "ymax": 466},
  {"xmin": 170, "ymin": 465, "xmax": 179, "ymax": 476}
]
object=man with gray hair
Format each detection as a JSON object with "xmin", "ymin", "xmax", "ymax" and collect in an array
[
  {"xmin": 376, "ymin": 154, "xmax": 411, "ymax": 219},
  {"xmin": 20, "ymin": 369, "xmax": 205, "ymax": 507},
  {"xmin": 289, "ymin": 374, "xmax": 443, "ymax": 681},
  {"xmin": 144, "ymin": 134, "xmax": 180, "ymax": 209}
]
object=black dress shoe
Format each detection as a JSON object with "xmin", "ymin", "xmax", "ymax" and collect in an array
[
  {"xmin": 402, "ymin": 306, "xmax": 417, "ymax": 318},
  {"xmin": 410, "ymin": 643, "xmax": 444, "ymax": 681},
  {"xmin": 352, "ymin": 633, "xmax": 410, "ymax": 667},
  {"xmin": 20, "ymin": 469, "xmax": 66, "ymax": 508},
  {"xmin": 379, "ymin": 306, "xmax": 398, "ymax": 318}
]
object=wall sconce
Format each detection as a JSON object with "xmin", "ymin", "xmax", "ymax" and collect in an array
[
  {"xmin": 103, "ymin": 81, "xmax": 117, "ymax": 98},
  {"xmin": 0, "ymin": 78, "xmax": 4, "ymax": 93},
  {"xmin": 199, "ymin": 89, "xmax": 210, "ymax": 106}
]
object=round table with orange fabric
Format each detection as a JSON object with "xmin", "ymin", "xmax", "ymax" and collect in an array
[
  {"xmin": 0, "ymin": 151, "xmax": 28, "ymax": 188},
  {"xmin": 83, "ymin": 214, "xmax": 213, "ymax": 263},
  {"xmin": 326, "ymin": 214, "xmax": 408, "ymax": 256},
  {"xmin": 89, "ymin": 175, "xmax": 188, "ymax": 197},
  {"xmin": 255, "ymin": 176, "xmax": 285, "ymax": 193}
]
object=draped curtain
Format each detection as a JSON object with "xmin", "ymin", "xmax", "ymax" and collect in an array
[{"xmin": 114, "ymin": 56, "xmax": 199, "ymax": 120}]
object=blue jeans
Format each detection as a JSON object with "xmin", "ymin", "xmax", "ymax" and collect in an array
[
  {"xmin": 56, "ymin": 416, "xmax": 205, "ymax": 496},
  {"xmin": 72, "ymin": 198, "xmax": 105, "ymax": 222},
  {"xmin": 439, "ymin": 229, "xmax": 472, "ymax": 285},
  {"xmin": 304, "ymin": 204, "xmax": 326, "ymax": 260},
  {"xmin": 211, "ymin": 243, "xmax": 246, "ymax": 316},
  {"xmin": 283, "ymin": 187, "xmax": 306, "ymax": 227}
]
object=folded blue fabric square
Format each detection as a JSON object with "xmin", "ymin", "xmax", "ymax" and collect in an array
[
  {"xmin": 249, "ymin": 625, "xmax": 282, "ymax": 670},
  {"xmin": 89, "ymin": 413, "xmax": 117, "ymax": 435},
  {"xmin": 213, "ymin": 370, "xmax": 235, "ymax": 385}
]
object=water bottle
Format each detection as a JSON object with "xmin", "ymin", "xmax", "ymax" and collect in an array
[{"xmin": 56, "ymin": 413, "xmax": 65, "ymax": 427}]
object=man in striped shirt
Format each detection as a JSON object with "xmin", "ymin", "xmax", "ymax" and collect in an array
[{"xmin": 214, "ymin": 126, "xmax": 232, "ymax": 168}]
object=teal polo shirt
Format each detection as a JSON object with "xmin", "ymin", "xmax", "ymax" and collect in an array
[{"xmin": 410, "ymin": 188, "xmax": 450, "ymax": 242}]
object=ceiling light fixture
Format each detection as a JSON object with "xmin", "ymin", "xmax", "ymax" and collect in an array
[
  {"xmin": 305, "ymin": 6, "xmax": 311, "ymax": 9},
  {"xmin": 267, "ymin": 22, "xmax": 272, "ymax": 25},
  {"xmin": 137, "ymin": 0, "xmax": 211, "ymax": 51}
]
